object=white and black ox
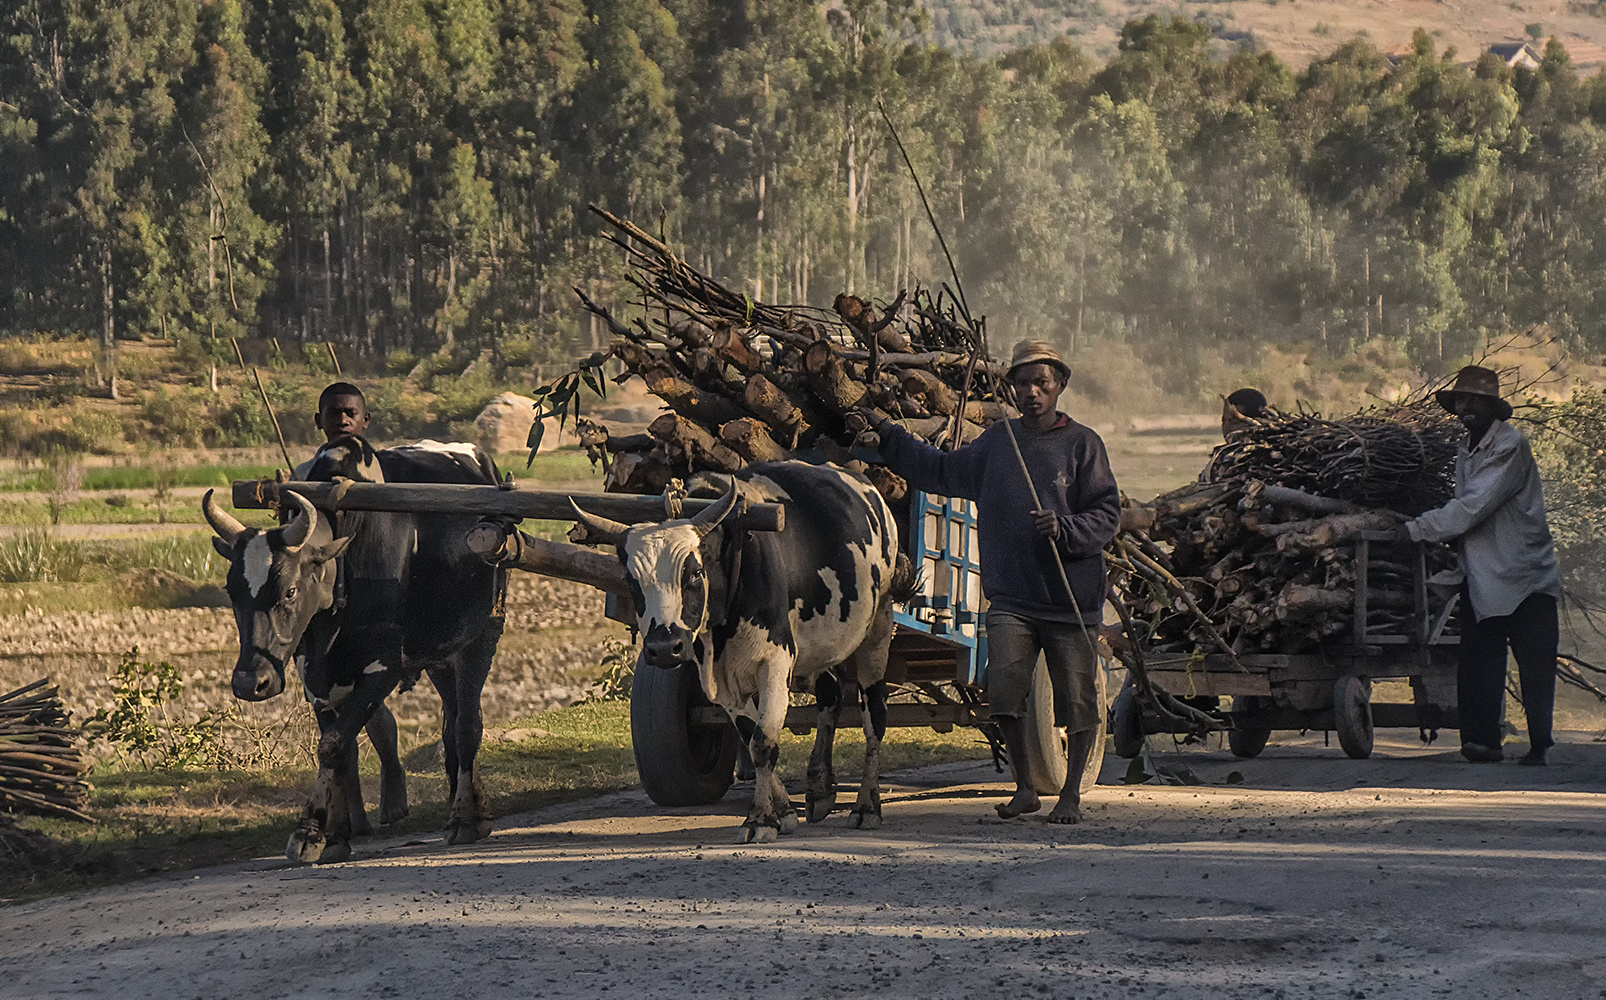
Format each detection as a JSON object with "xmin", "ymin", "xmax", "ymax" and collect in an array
[
  {"xmin": 574, "ymin": 461, "xmax": 912, "ymax": 843},
  {"xmin": 202, "ymin": 436, "xmax": 506, "ymax": 864}
]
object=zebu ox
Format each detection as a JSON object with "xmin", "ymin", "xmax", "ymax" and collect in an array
[
  {"xmin": 574, "ymin": 461, "xmax": 911, "ymax": 843},
  {"xmin": 202, "ymin": 436, "xmax": 506, "ymax": 863}
]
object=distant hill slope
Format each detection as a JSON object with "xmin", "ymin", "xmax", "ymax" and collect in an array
[{"xmin": 929, "ymin": 0, "xmax": 1606, "ymax": 70}]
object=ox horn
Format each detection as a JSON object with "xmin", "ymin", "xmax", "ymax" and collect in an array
[
  {"xmin": 690, "ymin": 482, "xmax": 742, "ymax": 537},
  {"xmin": 569, "ymin": 500, "xmax": 630, "ymax": 546},
  {"xmin": 278, "ymin": 491, "xmax": 318, "ymax": 549},
  {"xmin": 202, "ymin": 489, "xmax": 248, "ymax": 546}
]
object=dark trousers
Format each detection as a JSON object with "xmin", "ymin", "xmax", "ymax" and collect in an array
[{"xmin": 1458, "ymin": 592, "xmax": 1558, "ymax": 750}]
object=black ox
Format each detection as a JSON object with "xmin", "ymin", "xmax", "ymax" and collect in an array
[
  {"xmin": 203, "ymin": 436, "xmax": 506, "ymax": 863},
  {"xmin": 574, "ymin": 461, "xmax": 911, "ymax": 843}
]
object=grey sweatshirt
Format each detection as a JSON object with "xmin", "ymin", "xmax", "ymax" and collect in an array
[{"xmin": 876, "ymin": 414, "xmax": 1121, "ymax": 623}]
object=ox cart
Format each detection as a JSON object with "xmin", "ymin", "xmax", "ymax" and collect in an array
[
  {"xmin": 618, "ymin": 489, "xmax": 1109, "ymax": 806},
  {"xmin": 1112, "ymin": 531, "xmax": 1462, "ymax": 761},
  {"xmin": 234, "ymin": 479, "xmax": 1106, "ymax": 809}
]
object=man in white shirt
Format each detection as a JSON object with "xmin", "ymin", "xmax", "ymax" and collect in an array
[{"xmin": 1404, "ymin": 366, "xmax": 1562, "ymax": 765}]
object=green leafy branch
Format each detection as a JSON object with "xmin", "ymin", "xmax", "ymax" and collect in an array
[{"xmin": 526, "ymin": 350, "xmax": 611, "ymax": 465}]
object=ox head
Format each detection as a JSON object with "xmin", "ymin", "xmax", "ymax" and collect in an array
[
  {"xmin": 204, "ymin": 490, "xmax": 352, "ymax": 701},
  {"xmin": 573, "ymin": 484, "xmax": 742, "ymax": 671}
]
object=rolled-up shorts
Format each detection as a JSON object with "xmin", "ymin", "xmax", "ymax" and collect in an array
[{"xmin": 984, "ymin": 609, "xmax": 1099, "ymax": 734}]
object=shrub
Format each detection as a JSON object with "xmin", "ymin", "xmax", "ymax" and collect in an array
[
  {"xmin": 431, "ymin": 371, "xmax": 501, "ymax": 426},
  {"xmin": 366, "ymin": 379, "xmax": 438, "ymax": 440},
  {"xmin": 40, "ymin": 450, "xmax": 82, "ymax": 525},
  {"xmin": 85, "ymin": 646, "xmax": 230, "ymax": 770},
  {"xmin": 140, "ymin": 388, "xmax": 209, "ymax": 447}
]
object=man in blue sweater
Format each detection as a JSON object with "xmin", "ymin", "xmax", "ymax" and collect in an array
[{"xmin": 866, "ymin": 341, "xmax": 1121, "ymax": 822}]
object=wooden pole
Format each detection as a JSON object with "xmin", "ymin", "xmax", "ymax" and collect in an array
[
  {"xmin": 232, "ymin": 478, "xmax": 786, "ymax": 532},
  {"xmin": 326, "ymin": 342, "xmax": 342, "ymax": 375},
  {"xmin": 251, "ymin": 367, "xmax": 295, "ymax": 469}
]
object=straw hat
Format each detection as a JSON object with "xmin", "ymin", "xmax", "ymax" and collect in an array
[
  {"xmin": 1007, "ymin": 340, "xmax": 1070, "ymax": 381},
  {"xmin": 1434, "ymin": 365, "xmax": 1512, "ymax": 421}
]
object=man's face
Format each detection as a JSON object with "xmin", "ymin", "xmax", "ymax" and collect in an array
[
  {"xmin": 316, "ymin": 394, "xmax": 369, "ymax": 441},
  {"xmin": 1452, "ymin": 393, "xmax": 1499, "ymax": 437},
  {"xmin": 1010, "ymin": 363, "xmax": 1066, "ymax": 420}
]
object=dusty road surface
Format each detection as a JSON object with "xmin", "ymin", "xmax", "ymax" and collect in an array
[{"xmin": 6, "ymin": 732, "xmax": 1606, "ymax": 999}]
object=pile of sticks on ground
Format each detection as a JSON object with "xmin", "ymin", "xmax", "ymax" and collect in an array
[
  {"xmin": 1, "ymin": 680, "xmax": 91, "ymax": 822},
  {"xmin": 1203, "ymin": 402, "xmax": 1461, "ymax": 516},
  {"xmin": 1110, "ymin": 477, "xmax": 1457, "ymax": 658},
  {"xmin": 571, "ymin": 206, "xmax": 1011, "ymax": 497}
]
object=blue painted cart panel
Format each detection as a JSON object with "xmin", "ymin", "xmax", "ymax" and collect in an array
[{"xmin": 894, "ymin": 491, "xmax": 989, "ymax": 687}]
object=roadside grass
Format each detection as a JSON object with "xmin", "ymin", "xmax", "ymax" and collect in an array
[
  {"xmin": 0, "ymin": 497, "xmax": 282, "ymax": 527},
  {"xmin": 3, "ymin": 463, "xmax": 281, "ymax": 492},
  {"xmin": 2, "ymin": 700, "xmax": 988, "ymax": 901},
  {"xmin": 0, "ymin": 533, "xmax": 230, "ymax": 586}
]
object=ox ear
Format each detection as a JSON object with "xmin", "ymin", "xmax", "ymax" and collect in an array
[
  {"xmin": 309, "ymin": 537, "xmax": 352, "ymax": 564},
  {"xmin": 211, "ymin": 536, "xmax": 234, "ymax": 559}
]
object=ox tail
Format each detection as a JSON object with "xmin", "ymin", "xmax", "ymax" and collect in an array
[{"xmin": 888, "ymin": 552, "xmax": 918, "ymax": 605}]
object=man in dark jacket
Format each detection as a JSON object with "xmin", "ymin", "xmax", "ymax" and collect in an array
[{"xmin": 867, "ymin": 341, "xmax": 1121, "ymax": 822}]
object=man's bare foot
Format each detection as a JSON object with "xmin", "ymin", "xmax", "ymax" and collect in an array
[
  {"xmin": 995, "ymin": 790, "xmax": 1040, "ymax": 819},
  {"xmin": 1044, "ymin": 798, "xmax": 1081, "ymax": 824}
]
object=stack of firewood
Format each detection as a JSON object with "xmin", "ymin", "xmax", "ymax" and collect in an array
[
  {"xmin": 569, "ymin": 207, "xmax": 1012, "ymax": 498},
  {"xmin": 1111, "ymin": 479, "xmax": 1456, "ymax": 657},
  {"xmin": 0, "ymin": 680, "xmax": 91, "ymax": 822},
  {"xmin": 1204, "ymin": 404, "xmax": 1461, "ymax": 515}
]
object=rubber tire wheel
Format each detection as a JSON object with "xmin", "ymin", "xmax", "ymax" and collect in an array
[
  {"xmin": 1110, "ymin": 684, "xmax": 1144, "ymax": 759},
  {"xmin": 1018, "ymin": 656, "xmax": 1107, "ymax": 795},
  {"xmin": 1228, "ymin": 695, "xmax": 1272, "ymax": 759},
  {"xmin": 1333, "ymin": 675, "xmax": 1375, "ymax": 760},
  {"xmin": 631, "ymin": 660, "xmax": 739, "ymax": 806}
]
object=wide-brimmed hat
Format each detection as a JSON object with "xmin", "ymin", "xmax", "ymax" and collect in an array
[
  {"xmin": 1007, "ymin": 340, "xmax": 1071, "ymax": 381},
  {"xmin": 1434, "ymin": 365, "xmax": 1512, "ymax": 421}
]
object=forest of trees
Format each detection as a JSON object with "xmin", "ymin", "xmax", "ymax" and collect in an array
[{"xmin": 4, "ymin": 2, "xmax": 1606, "ymax": 395}]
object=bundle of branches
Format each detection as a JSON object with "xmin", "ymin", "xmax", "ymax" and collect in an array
[
  {"xmin": 1203, "ymin": 401, "xmax": 1460, "ymax": 515},
  {"xmin": 1111, "ymin": 479, "xmax": 1457, "ymax": 656},
  {"xmin": 567, "ymin": 206, "xmax": 1011, "ymax": 497},
  {"xmin": 0, "ymin": 680, "xmax": 92, "ymax": 822}
]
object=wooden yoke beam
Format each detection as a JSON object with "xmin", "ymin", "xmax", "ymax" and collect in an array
[{"xmin": 230, "ymin": 479, "xmax": 785, "ymax": 532}]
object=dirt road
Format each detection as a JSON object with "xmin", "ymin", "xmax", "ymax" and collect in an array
[{"xmin": 6, "ymin": 732, "xmax": 1606, "ymax": 999}]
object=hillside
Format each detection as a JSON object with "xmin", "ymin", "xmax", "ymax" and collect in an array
[{"xmin": 930, "ymin": 0, "xmax": 1606, "ymax": 69}]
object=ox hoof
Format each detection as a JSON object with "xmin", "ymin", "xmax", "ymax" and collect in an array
[
  {"xmin": 316, "ymin": 841, "xmax": 352, "ymax": 864},
  {"xmin": 287, "ymin": 829, "xmax": 346, "ymax": 865},
  {"xmin": 778, "ymin": 811, "xmax": 800, "ymax": 835},
  {"xmin": 445, "ymin": 818, "xmax": 493, "ymax": 846},
  {"xmin": 740, "ymin": 822, "xmax": 780, "ymax": 845},
  {"xmin": 805, "ymin": 792, "xmax": 836, "ymax": 824},
  {"xmin": 849, "ymin": 809, "xmax": 882, "ymax": 831},
  {"xmin": 379, "ymin": 801, "xmax": 411, "ymax": 826}
]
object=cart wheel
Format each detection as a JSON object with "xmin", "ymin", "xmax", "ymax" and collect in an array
[
  {"xmin": 1111, "ymin": 684, "xmax": 1144, "ymax": 759},
  {"xmin": 1018, "ymin": 657, "xmax": 1106, "ymax": 795},
  {"xmin": 1333, "ymin": 675, "xmax": 1374, "ymax": 760},
  {"xmin": 631, "ymin": 660, "xmax": 739, "ymax": 806},
  {"xmin": 1228, "ymin": 696, "xmax": 1272, "ymax": 759}
]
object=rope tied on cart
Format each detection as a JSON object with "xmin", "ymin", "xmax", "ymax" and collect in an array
[{"xmin": 662, "ymin": 479, "xmax": 688, "ymax": 520}]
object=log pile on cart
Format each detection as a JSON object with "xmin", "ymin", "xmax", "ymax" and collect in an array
[
  {"xmin": 1108, "ymin": 403, "xmax": 1464, "ymax": 663},
  {"xmin": 560, "ymin": 206, "xmax": 1010, "ymax": 503}
]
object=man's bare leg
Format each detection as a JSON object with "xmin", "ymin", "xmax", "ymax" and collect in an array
[
  {"xmin": 994, "ymin": 715, "xmax": 1041, "ymax": 818},
  {"xmin": 1046, "ymin": 727, "xmax": 1099, "ymax": 824}
]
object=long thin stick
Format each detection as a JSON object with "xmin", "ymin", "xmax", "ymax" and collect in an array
[
  {"xmin": 326, "ymin": 342, "xmax": 342, "ymax": 376},
  {"xmin": 253, "ymin": 367, "xmax": 295, "ymax": 470},
  {"xmin": 877, "ymin": 102, "xmax": 976, "ymax": 332}
]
